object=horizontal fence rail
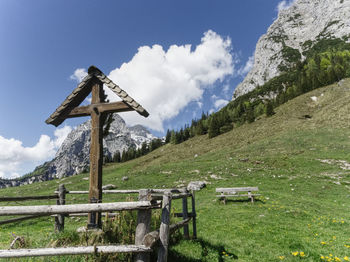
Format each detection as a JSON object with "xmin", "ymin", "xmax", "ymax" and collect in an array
[
  {"xmin": 54, "ymin": 188, "xmax": 184, "ymax": 195},
  {"xmin": 151, "ymin": 192, "xmax": 192, "ymax": 201},
  {"xmin": 0, "ymin": 195, "xmax": 58, "ymax": 202},
  {"xmin": 54, "ymin": 189, "xmax": 141, "ymax": 194},
  {"xmin": 0, "ymin": 201, "xmax": 160, "ymax": 216},
  {"xmin": 0, "ymin": 215, "xmax": 45, "ymax": 226},
  {"xmin": 0, "ymin": 245, "xmax": 152, "ymax": 258}
]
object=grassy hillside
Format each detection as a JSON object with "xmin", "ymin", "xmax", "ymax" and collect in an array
[{"xmin": 2, "ymin": 79, "xmax": 350, "ymax": 261}]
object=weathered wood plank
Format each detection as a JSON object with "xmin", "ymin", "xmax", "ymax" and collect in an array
[
  {"xmin": 51, "ymin": 212, "xmax": 118, "ymax": 218},
  {"xmin": 151, "ymin": 193, "xmax": 191, "ymax": 201},
  {"xmin": 57, "ymin": 189, "xmax": 141, "ymax": 194},
  {"xmin": 216, "ymin": 187, "xmax": 259, "ymax": 193},
  {"xmin": 0, "ymin": 245, "xmax": 152, "ymax": 258},
  {"xmin": 88, "ymin": 80, "xmax": 104, "ymax": 229},
  {"xmin": 216, "ymin": 194, "xmax": 261, "ymax": 197},
  {"xmin": 0, "ymin": 201, "xmax": 159, "ymax": 216},
  {"xmin": 157, "ymin": 191, "xmax": 171, "ymax": 262},
  {"xmin": 0, "ymin": 195, "xmax": 58, "ymax": 202}
]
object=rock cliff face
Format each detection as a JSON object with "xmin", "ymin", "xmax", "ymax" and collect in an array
[
  {"xmin": 233, "ymin": 0, "xmax": 350, "ymax": 98},
  {"xmin": 0, "ymin": 114, "xmax": 156, "ymax": 188}
]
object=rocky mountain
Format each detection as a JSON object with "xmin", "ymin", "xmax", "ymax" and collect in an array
[
  {"xmin": 0, "ymin": 114, "xmax": 156, "ymax": 188},
  {"xmin": 233, "ymin": 0, "xmax": 350, "ymax": 99}
]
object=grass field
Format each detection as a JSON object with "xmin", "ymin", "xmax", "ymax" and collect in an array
[{"xmin": 1, "ymin": 80, "xmax": 350, "ymax": 261}]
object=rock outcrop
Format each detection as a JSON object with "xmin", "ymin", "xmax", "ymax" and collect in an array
[{"xmin": 233, "ymin": 0, "xmax": 350, "ymax": 99}]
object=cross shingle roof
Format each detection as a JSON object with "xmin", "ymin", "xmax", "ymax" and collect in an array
[{"xmin": 46, "ymin": 66, "xmax": 149, "ymax": 127}]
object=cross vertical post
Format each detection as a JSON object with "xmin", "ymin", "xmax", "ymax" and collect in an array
[{"xmin": 88, "ymin": 80, "xmax": 105, "ymax": 229}]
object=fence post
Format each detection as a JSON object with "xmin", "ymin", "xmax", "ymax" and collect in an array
[
  {"xmin": 181, "ymin": 189, "xmax": 189, "ymax": 239},
  {"xmin": 191, "ymin": 190, "xmax": 197, "ymax": 239},
  {"xmin": 55, "ymin": 184, "xmax": 66, "ymax": 232},
  {"xmin": 135, "ymin": 189, "xmax": 151, "ymax": 262},
  {"xmin": 157, "ymin": 191, "xmax": 172, "ymax": 262}
]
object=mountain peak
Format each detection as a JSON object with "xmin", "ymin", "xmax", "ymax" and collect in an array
[{"xmin": 233, "ymin": 0, "xmax": 350, "ymax": 99}]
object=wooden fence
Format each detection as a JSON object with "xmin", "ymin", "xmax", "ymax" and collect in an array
[{"xmin": 0, "ymin": 185, "xmax": 197, "ymax": 262}]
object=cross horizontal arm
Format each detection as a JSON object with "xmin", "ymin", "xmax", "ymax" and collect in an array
[{"xmin": 66, "ymin": 101, "xmax": 135, "ymax": 118}]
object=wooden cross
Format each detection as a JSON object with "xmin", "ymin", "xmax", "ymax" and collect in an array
[{"xmin": 46, "ymin": 66, "xmax": 149, "ymax": 228}]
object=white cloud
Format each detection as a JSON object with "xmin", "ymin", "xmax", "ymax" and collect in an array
[
  {"xmin": 277, "ymin": 0, "xmax": 296, "ymax": 13},
  {"xmin": 214, "ymin": 99, "xmax": 229, "ymax": 109},
  {"xmin": 211, "ymin": 94, "xmax": 219, "ymax": 100},
  {"xmin": 238, "ymin": 55, "xmax": 254, "ymax": 76},
  {"xmin": 0, "ymin": 125, "xmax": 72, "ymax": 179},
  {"xmin": 102, "ymin": 30, "xmax": 234, "ymax": 131},
  {"xmin": 70, "ymin": 68, "xmax": 88, "ymax": 82}
]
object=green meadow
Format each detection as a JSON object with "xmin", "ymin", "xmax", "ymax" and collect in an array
[{"xmin": 1, "ymin": 80, "xmax": 350, "ymax": 261}]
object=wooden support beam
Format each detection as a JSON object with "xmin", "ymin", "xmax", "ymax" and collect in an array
[
  {"xmin": 66, "ymin": 101, "xmax": 134, "ymax": 119},
  {"xmin": 191, "ymin": 190, "xmax": 197, "ymax": 239},
  {"xmin": 0, "ymin": 245, "xmax": 152, "ymax": 258},
  {"xmin": 55, "ymin": 184, "xmax": 66, "ymax": 232},
  {"xmin": 88, "ymin": 81, "xmax": 104, "ymax": 229},
  {"xmin": 182, "ymin": 194, "xmax": 189, "ymax": 239},
  {"xmin": 157, "ymin": 191, "xmax": 172, "ymax": 262},
  {"xmin": 135, "ymin": 190, "xmax": 152, "ymax": 262}
]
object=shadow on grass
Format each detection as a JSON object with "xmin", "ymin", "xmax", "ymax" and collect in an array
[{"xmin": 167, "ymin": 238, "xmax": 238, "ymax": 262}]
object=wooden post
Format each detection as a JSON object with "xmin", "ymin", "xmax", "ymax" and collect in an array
[
  {"xmin": 55, "ymin": 184, "xmax": 66, "ymax": 232},
  {"xmin": 191, "ymin": 190, "xmax": 197, "ymax": 239},
  {"xmin": 157, "ymin": 191, "xmax": 171, "ymax": 262},
  {"xmin": 88, "ymin": 80, "xmax": 105, "ymax": 229},
  {"xmin": 135, "ymin": 189, "xmax": 151, "ymax": 262},
  {"xmin": 181, "ymin": 190, "xmax": 189, "ymax": 239}
]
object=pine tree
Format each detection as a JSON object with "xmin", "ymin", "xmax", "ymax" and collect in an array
[
  {"xmin": 113, "ymin": 151, "xmax": 121, "ymax": 163},
  {"xmin": 165, "ymin": 129, "xmax": 171, "ymax": 144},
  {"xmin": 141, "ymin": 142, "xmax": 149, "ymax": 155},
  {"xmin": 208, "ymin": 115, "xmax": 220, "ymax": 138},
  {"xmin": 265, "ymin": 101, "xmax": 275, "ymax": 117}
]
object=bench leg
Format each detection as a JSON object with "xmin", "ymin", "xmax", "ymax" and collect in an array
[{"xmin": 223, "ymin": 197, "xmax": 227, "ymax": 205}]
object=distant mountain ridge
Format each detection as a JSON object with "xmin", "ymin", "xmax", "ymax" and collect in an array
[
  {"xmin": 0, "ymin": 114, "xmax": 156, "ymax": 188},
  {"xmin": 233, "ymin": 0, "xmax": 350, "ymax": 98}
]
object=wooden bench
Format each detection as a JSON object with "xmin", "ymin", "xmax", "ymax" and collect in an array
[{"xmin": 216, "ymin": 187, "xmax": 260, "ymax": 204}]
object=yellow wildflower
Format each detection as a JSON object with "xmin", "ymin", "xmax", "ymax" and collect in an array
[
  {"xmin": 300, "ymin": 252, "xmax": 305, "ymax": 257},
  {"xmin": 333, "ymin": 236, "xmax": 336, "ymax": 240},
  {"xmin": 321, "ymin": 241, "xmax": 327, "ymax": 245},
  {"xmin": 344, "ymin": 256, "xmax": 350, "ymax": 261},
  {"xmin": 335, "ymin": 257, "xmax": 341, "ymax": 262},
  {"xmin": 279, "ymin": 256, "xmax": 285, "ymax": 260},
  {"xmin": 292, "ymin": 251, "xmax": 299, "ymax": 256}
]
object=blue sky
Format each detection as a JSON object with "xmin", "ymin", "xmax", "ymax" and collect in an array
[{"xmin": 0, "ymin": 0, "xmax": 294, "ymax": 178}]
